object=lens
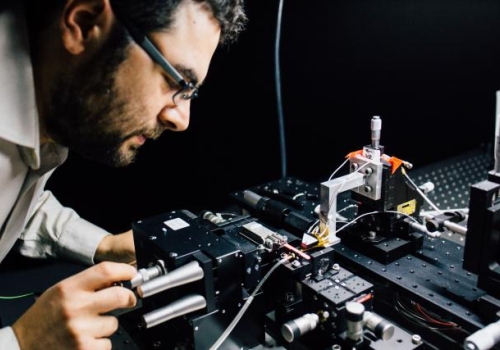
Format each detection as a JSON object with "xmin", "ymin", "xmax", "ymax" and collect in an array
[{"xmin": 173, "ymin": 84, "xmax": 199, "ymax": 105}]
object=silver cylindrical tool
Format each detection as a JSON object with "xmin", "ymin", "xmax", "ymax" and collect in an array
[
  {"xmin": 126, "ymin": 263, "xmax": 166, "ymax": 289},
  {"xmin": 464, "ymin": 319, "xmax": 500, "ymax": 350},
  {"xmin": 137, "ymin": 260, "xmax": 204, "ymax": 298},
  {"xmin": 281, "ymin": 313, "xmax": 319, "ymax": 343},
  {"xmin": 363, "ymin": 311, "xmax": 395, "ymax": 341},
  {"xmin": 346, "ymin": 301, "xmax": 365, "ymax": 342},
  {"xmin": 371, "ymin": 116, "xmax": 382, "ymax": 149},
  {"xmin": 418, "ymin": 182, "xmax": 435, "ymax": 194},
  {"xmin": 142, "ymin": 294, "xmax": 207, "ymax": 329}
]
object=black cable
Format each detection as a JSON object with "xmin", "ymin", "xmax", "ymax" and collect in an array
[{"xmin": 274, "ymin": 0, "xmax": 287, "ymax": 179}]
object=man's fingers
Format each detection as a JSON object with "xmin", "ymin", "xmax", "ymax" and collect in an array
[
  {"xmin": 86, "ymin": 314, "xmax": 120, "ymax": 339},
  {"xmin": 91, "ymin": 285, "xmax": 137, "ymax": 314},
  {"xmin": 70, "ymin": 261, "xmax": 137, "ymax": 291},
  {"xmin": 52, "ymin": 262, "xmax": 137, "ymax": 314},
  {"xmin": 91, "ymin": 338, "xmax": 113, "ymax": 350}
]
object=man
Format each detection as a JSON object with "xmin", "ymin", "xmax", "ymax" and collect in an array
[{"xmin": 0, "ymin": 0, "xmax": 247, "ymax": 348}]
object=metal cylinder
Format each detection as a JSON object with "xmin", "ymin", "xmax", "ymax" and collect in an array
[
  {"xmin": 141, "ymin": 294, "xmax": 207, "ymax": 329},
  {"xmin": 464, "ymin": 319, "xmax": 500, "ymax": 350},
  {"xmin": 137, "ymin": 260, "xmax": 204, "ymax": 298},
  {"xmin": 128, "ymin": 264, "xmax": 165, "ymax": 289},
  {"xmin": 371, "ymin": 116, "xmax": 382, "ymax": 149},
  {"xmin": 346, "ymin": 301, "xmax": 365, "ymax": 342},
  {"xmin": 363, "ymin": 311, "xmax": 395, "ymax": 341},
  {"xmin": 281, "ymin": 313, "xmax": 319, "ymax": 343}
]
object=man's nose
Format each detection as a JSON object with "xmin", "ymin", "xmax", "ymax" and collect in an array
[{"xmin": 158, "ymin": 101, "xmax": 190, "ymax": 131}]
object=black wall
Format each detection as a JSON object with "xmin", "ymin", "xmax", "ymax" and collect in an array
[{"xmin": 46, "ymin": 0, "xmax": 500, "ymax": 233}]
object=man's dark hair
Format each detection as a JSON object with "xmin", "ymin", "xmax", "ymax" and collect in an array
[
  {"xmin": 110, "ymin": 0, "xmax": 247, "ymax": 45},
  {"xmin": 25, "ymin": 0, "xmax": 247, "ymax": 45}
]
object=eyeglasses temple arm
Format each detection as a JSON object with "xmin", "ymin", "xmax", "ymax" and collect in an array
[{"xmin": 114, "ymin": 11, "xmax": 188, "ymax": 89}]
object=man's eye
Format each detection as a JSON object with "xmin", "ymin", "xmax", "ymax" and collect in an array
[{"xmin": 163, "ymin": 74, "xmax": 178, "ymax": 89}]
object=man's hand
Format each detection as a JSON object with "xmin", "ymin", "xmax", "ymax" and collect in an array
[
  {"xmin": 95, "ymin": 230, "xmax": 136, "ymax": 265},
  {"xmin": 12, "ymin": 262, "xmax": 137, "ymax": 350}
]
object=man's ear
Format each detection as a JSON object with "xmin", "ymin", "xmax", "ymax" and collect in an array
[{"xmin": 60, "ymin": 0, "xmax": 114, "ymax": 55}]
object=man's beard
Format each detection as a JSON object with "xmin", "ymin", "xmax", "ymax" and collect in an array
[{"xmin": 44, "ymin": 29, "xmax": 154, "ymax": 167}]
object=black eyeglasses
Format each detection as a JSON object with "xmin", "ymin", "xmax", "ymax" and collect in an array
[{"xmin": 114, "ymin": 12, "xmax": 199, "ymax": 105}]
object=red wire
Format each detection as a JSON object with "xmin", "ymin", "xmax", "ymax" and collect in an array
[
  {"xmin": 415, "ymin": 303, "xmax": 456, "ymax": 327},
  {"xmin": 283, "ymin": 243, "xmax": 311, "ymax": 260}
]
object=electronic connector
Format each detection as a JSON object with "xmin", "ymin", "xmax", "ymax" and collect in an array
[{"xmin": 240, "ymin": 221, "xmax": 287, "ymax": 250}]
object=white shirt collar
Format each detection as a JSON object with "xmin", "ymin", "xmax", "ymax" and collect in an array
[{"xmin": 0, "ymin": 0, "xmax": 40, "ymax": 169}]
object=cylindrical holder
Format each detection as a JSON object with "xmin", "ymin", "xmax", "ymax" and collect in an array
[
  {"xmin": 141, "ymin": 294, "xmax": 207, "ymax": 329},
  {"xmin": 346, "ymin": 301, "xmax": 365, "ymax": 342},
  {"xmin": 281, "ymin": 313, "xmax": 319, "ymax": 343},
  {"xmin": 464, "ymin": 319, "xmax": 500, "ymax": 350},
  {"xmin": 371, "ymin": 116, "xmax": 382, "ymax": 149},
  {"xmin": 126, "ymin": 263, "xmax": 165, "ymax": 289},
  {"xmin": 418, "ymin": 182, "xmax": 435, "ymax": 194},
  {"xmin": 137, "ymin": 260, "xmax": 204, "ymax": 298},
  {"xmin": 363, "ymin": 311, "xmax": 395, "ymax": 341}
]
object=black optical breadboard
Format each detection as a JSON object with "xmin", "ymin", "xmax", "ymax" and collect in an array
[{"xmin": 409, "ymin": 146, "xmax": 493, "ymax": 211}]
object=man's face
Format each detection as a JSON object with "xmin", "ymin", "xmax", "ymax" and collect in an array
[{"xmin": 45, "ymin": 1, "xmax": 221, "ymax": 167}]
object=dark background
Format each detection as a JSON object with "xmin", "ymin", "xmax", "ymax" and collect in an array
[{"xmin": 46, "ymin": 0, "xmax": 500, "ymax": 233}]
